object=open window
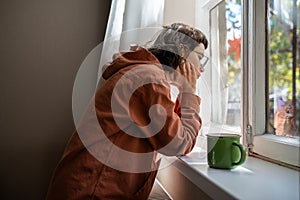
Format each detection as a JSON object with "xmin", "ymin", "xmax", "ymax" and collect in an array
[
  {"xmin": 196, "ymin": 0, "xmax": 242, "ymax": 140},
  {"xmin": 247, "ymin": 0, "xmax": 300, "ymax": 168},
  {"xmin": 196, "ymin": 0, "xmax": 299, "ymax": 168}
]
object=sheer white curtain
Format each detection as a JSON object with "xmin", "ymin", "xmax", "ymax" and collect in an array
[
  {"xmin": 98, "ymin": 0, "xmax": 165, "ymax": 76},
  {"xmin": 105, "ymin": 0, "xmax": 164, "ymax": 39}
]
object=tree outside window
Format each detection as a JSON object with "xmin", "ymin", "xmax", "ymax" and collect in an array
[{"xmin": 268, "ymin": 0, "xmax": 300, "ymax": 136}]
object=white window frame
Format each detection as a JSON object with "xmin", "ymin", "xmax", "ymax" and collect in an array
[
  {"xmin": 196, "ymin": 0, "xmax": 243, "ymax": 134},
  {"xmin": 196, "ymin": 0, "xmax": 299, "ymax": 168},
  {"xmin": 245, "ymin": 0, "xmax": 300, "ymax": 168}
]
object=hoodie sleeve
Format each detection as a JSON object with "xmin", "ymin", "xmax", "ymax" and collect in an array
[{"xmin": 129, "ymin": 82, "xmax": 202, "ymax": 156}]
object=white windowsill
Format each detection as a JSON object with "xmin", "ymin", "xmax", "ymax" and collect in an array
[
  {"xmin": 159, "ymin": 146, "xmax": 300, "ymax": 200},
  {"xmin": 253, "ymin": 134, "xmax": 300, "ymax": 167}
]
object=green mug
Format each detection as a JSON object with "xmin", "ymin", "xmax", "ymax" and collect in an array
[{"xmin": 207, "ymin": 133, "xmax": 246, "ymax": 169}]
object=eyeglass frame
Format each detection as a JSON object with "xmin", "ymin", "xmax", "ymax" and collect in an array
[{"xmin": 193, "ymin": 50, "xmax": 209, "ymax": 67}]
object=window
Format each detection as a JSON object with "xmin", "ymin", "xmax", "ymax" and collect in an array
[
  {"xmin": 197, "ymin": 0, "xmax": 242, "ymax": 135},
  {"xmin": 246, "ymin": 0, "xmax": 300, "ymax": 167},
  {"xmin": 197, "ymin": 0, "xmax": 299, "ymax": 168},
  {"xmin": 268, "ymin": 0, "xmax": 299, "ymax": 137}
]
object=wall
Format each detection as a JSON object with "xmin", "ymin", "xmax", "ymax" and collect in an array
[
  {"xmin": 157, "ymin": 163, "xmax": 213, "ymax": 200},
  {"xmin": 164, "ymin": 0, "xmax": 196, "ymax": 26},
  {"xmin": 0, "ymin": 0, "xmax": 111, "ymax": 199}
]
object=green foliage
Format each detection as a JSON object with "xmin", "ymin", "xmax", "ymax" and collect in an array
[{"xmin": 268, "ymin": 12, "xmax": 300, "ymax": 99}]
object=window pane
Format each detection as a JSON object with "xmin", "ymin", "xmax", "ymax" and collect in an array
[
  {"xmin": 207, "ymin": 0, "xmax": 242, "ymax": 133},
  {"xmin": 268, "ymin": 0, "xmax": 300, "ymax": 136}
]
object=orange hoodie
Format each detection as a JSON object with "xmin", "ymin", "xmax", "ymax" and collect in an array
[{"xmin": 46, "ymin": 48, "xmax": 202, "ymax": 200}]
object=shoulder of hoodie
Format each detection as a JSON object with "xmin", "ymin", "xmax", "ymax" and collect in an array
[{"xmin": 117, "ymin": 48, "xmax": 168, "ymax": 85}]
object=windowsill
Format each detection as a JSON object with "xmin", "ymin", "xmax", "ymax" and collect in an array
[
  {"xmin": 158, "ymin": 146, "xmax": 300, "ymax": 199},
  {"xmin": 253, "ymin": 134, "xmax": 300, "ymax": 167}
]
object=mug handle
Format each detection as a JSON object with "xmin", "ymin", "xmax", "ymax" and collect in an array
[{"xmin": 232, "ymin": 141, "xmax": 246, "ymax": 166}]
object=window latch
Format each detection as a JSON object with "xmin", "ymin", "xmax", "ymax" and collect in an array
[{"xmin": 246, "ymin": 124, "xmax": 253, "ymax": 153}]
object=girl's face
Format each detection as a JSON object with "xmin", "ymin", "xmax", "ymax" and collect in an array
[{"xmin": 186, "ymin": 43, "xmax": 207, "ymax": 75}]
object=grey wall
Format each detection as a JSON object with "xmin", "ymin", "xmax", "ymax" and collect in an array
[{"xmin": 0, "ymin": 0, "xmax": 111, "ymax": 199}]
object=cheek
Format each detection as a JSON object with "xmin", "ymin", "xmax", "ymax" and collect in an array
[{"xmin": 187, "ymin": 54, "xmax": 199, "ymax": 67}]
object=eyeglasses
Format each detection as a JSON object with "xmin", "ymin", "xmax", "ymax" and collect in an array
[{"xmin": 193, "ymin": 51, "xmax": 209, "ymax": 67}]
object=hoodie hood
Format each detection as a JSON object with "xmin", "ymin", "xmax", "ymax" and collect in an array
[{"xmin": 101, "ymin": 48, "xmax": 161, "ymax": 80}]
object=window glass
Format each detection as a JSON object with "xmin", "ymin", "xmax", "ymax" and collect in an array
[
  {"xmin": 268, "ymin": 0, "xmax": 300, "ymax": 137},
  {"xmin": 206, "ymin": 0, "xmax": 242, "ymax": 133}
]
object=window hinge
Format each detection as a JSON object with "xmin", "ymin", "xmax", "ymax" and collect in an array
[{"xmin": 246, "ymin": 124, "xmax": 254, "ymax": 153}]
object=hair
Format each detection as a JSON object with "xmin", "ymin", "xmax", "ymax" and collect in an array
[{"xmin": 147, "ymin": 22, "xmax": 208, "ymax": 70}]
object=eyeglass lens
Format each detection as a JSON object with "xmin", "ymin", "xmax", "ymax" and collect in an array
[{"xmin": 200, "ymin": 56, "xmax": 208, "ymax": 66}]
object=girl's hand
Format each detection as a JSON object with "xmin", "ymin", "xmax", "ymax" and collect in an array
[
  {"xmin": 165, "ymin": 61, "xmax": 199, "ymax": 94},
  {"xmin": 177, "ymin": 61, "xmax": 199, "ymax": 93}
]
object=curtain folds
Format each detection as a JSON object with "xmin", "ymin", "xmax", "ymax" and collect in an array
[{"xmin": 98, "ymin": 0, "xmax": 165, "ymax": 77}]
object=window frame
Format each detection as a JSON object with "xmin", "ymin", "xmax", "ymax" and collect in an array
[
  {"xmin": 196, "ymin": 0, "xmax": 244, "ymax": 137},
  {"xmin": 245, "ymin": 0, "xmax": 300, "ymax": 168},
  {"xmin": 196, "ymin": 0, "xmax": 299, "ymax": 168}
]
